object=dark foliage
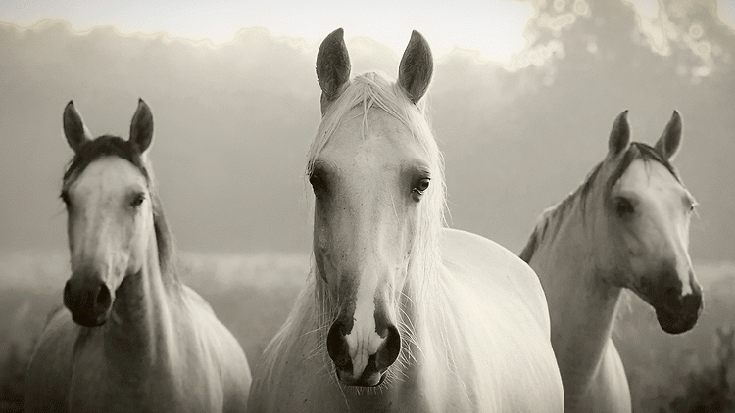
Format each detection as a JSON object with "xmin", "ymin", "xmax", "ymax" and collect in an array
[
  {"xmin": 0, "ymin": 344, "xmax": 27, "ymax": 413},
  {"xmin": 667, "ymin": 326, "xmax": 735, "ymax": 413}
]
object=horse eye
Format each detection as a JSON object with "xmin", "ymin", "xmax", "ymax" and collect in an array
[
  {"xmin": 614, "ymin": 196, "xmax": 635, "ymax": 218},
  {"xmin": 412, "ymin": 177, "xmax": 430, "ymax": 199},
  {"xmin": 687, "ymin": 199, "xmax": 697, "ymax": 213},
  {"xmin": 309, "ymin": 172, "xmax": 327, "ymax": 196},
  {"xmin": 60, "ymin": 192, "xmax": 71, "ymax": 207},
  {"xmin": 130, "ymin": 193, "xmax": 145, "ymax": 207}
]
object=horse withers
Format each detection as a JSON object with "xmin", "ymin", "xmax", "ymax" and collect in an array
[
  {"xmin": 24, "ymin": 100, "xmax": 252, "ymax": 412},
  {"xmin": 519, "ymin": 111, "xmax": 703, "ymax": 412},
  {"xmin": 247, "ymin": 28, "xmax": 564, "ymax": 413}
]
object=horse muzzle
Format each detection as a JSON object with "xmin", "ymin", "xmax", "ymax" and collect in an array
[
  {"xmin": 326, "ymin": 317, "xmax": 401, "ymax": 387},
  {"xmin": 64, "ymin": 276, "xmax": 113, "ymax": 327},
  {"xmin": 334, "ymin": 364, "xmax": 387, "ymax": 387},
  {"xmin": 654, "ymin": 274, "xmax": 703, "ymax": 335},
  {"xmin": 655, "ymin": 291, "xmax": 703, "ymax": 334}
]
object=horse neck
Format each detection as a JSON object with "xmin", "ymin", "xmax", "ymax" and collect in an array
[
  {"xmin": 527, "ymin": 194, "xmax": 622, "ymax": 395},
  {"xmin": 106, "ymin": 229, "xmax": 179, "ymax": 368}
]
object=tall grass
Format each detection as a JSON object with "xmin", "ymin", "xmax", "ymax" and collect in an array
[{"xmin": 1, "ymin": 253, "xmax": 733, "ymax": 412}]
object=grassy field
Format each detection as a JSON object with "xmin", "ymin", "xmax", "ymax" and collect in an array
[{"xmin": 1, "ymin": 252, "xmax": 733, "ymax": 412}]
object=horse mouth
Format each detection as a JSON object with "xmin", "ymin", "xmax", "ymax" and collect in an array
[
  {"xmin": 71, "ymin": 312, "xmax": 108, "ymax": 328},
  {"xmin": 334, "ymin": 367, "xmax": 387, "ymax": 387},
  {"xmin": 655, "ymin": 303, "xmax": 702, "ymax": 335}
]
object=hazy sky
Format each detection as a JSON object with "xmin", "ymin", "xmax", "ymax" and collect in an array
[
  {"xmin": 4, "ymin": 0, "xmax": 735, "ymax": 63},
  {"xmin": 1, "ymin": 0, "xmax": 734, "ymax": 259}
]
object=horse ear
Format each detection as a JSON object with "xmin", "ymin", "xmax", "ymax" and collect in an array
[
  {"xmin": 63, "ymin": 101, "xmax": 92, "ymax": 153},
  {"xmin": 398, "ymin": 30, "xmax": 433, "ymax": 104},
  {"xmin": 655, "ymin": 111, "xmax": 682, "ymax": 161},
  {"xmin": 608, "ymin": 110, "xmax": 630, "ymax": 157},
  {"xmin": 317, "ymin": 28, "xmax": 351, "ymax": 115},
  {"xmin": 129, "ymin": 98, "xmax": 154, "ymax": 153}
]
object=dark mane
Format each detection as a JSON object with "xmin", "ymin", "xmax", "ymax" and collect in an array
[
  {"xmin": 62, "ymin": 135, "xmax": 178, "ymax": 285},
  {"xmin": 63, "ymin": 135, "xmax": 148, "ymax": 184},
  {"xmin": 519, "ymin": 142, "xmax": 681, "ymax": 263},
  {"xmin": 610, "ymin": 142, "xmax": 680, "ymax": 188}
]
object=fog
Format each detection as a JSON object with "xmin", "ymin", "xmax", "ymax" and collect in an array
[{"xmin": 1, "ymin": 0, "xmax": 733, "ymax": 261}]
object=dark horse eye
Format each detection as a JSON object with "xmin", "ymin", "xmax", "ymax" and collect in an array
[
  {"xmin": 412, "ymin": 177, "xmax": 430, "ymax": 199},
  {"xmin": 60, "ymin": 191, "xmax": 71, "ymax": 207},
  {"xmin": 130, "ymin": 193, "xmax": 145, "ymax": 207},
  {"xmin": 687, "ymin": 199, "xmax": 697, "ymax": 213},
  {"xmin": 309, "ymin": 172, "xmax": 327, "ymax": 196},
  {"xmin": 614, "ymin": 196, "xmax": 635, "ymax": 218}
]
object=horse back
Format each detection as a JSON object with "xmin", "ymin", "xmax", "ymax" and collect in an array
[
  {"xmin": 440, "ymin": 228, "xmax": 552, "ymax": 334},
  {"xmin": 24, "ymin": 307, "xmax": 76, "ymax": 413},
  {"xmin": 439, "ymin": 228, "xmax": 563, "ymax": 411}
]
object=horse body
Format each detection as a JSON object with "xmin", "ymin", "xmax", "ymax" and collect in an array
[
  {"xmin": 28, "ymin": 285, "xmax": 247, "ymax": 412},
  {"xmin": 248, "ymin": 28, "xmax": 563, "ymax": 413},
  {"xmin": 24, "ymin": 100, "xmax": 251, "ymax": 413},
  {"xmin": 250, "ymin": 228, "xmax": 560, "ymax": 413},
  {"xmin": 520, "ymin": 111, "xmax": 702, "ymax": 412},
  {"xmin": 523, "ymin": 190, "xmax": 631, "ymax": 412}
]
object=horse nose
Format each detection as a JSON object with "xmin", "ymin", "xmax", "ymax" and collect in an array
[
  {"xmin": 326, "ymin": 318, "xmax": 353, "ymax": 371},
  {"xmin": 64, "ymin": 276, "xmax": 112, "ymax": 327},
  {"xmin": 326, "ymin": 317, "xmax": 401, "ymax": 386},
  {"xmin": 682, "ymin": 289, "xmax": 703, "ymax": 314},
  {"xmin": 373, "ymin": 324, "xmax": 401, "ymax": 371},
  {"xmin": 656, "ymin": 270, "xmax": 703, "ymax": 334},
  {"xmin": 661, "ymin": 271, "xmax": 703, "ymax": 311},
  {"xmin": 683, "ymin": 273, "xmax": 704, "ymax": 315}
]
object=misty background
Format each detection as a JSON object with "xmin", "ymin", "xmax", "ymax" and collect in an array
[
  {"xmin": 1, "ymin": 0, "xmax": 734, "ymax": 411},
  {"xmin": 1, "ymin": 0, "xmax": 733, "ymax": 260}
]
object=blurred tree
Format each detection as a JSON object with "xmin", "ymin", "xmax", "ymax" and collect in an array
[
  {"xmin": 0, "ymin": 343, "xmax": 26, "ymax": 413},
  {"xmin": 659, "ymin": 0, "xmax": 735, "ymax": 80},
  {"xmin": 668, "ymin": 325, "xmax": 735, "ymax": 412},
  {"xmin": 454, "ymin": 0, "xmax": 735, "ymax": 260}
]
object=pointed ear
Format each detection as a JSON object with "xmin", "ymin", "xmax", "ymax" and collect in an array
[
  {"xmin": 129, "ymin": 98, "xmax": 154, "ymax": 154},
  {"xmin": 655, "ymin": 110, "xmax": 682, "ymax": 161},
  {"xmin": 316, "ymin": 28, "xmax": 351, "ymax": 115},
  {"xmin": 398, "ymin": 30, "xmax": 433, "ymax": 104},
  {"xmin": 608, "ymin": 110, "xmax": 630, "ymax": 157},
  {"xmin": 63, "ymin": 100, "xmax": 92, "ymax": 153}
]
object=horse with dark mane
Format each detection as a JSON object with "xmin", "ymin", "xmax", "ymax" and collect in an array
[
  {"xmin": 24, "ymin": 99, "xmax": 251, "ymax": 413},
  {"xmin": 520, "ymin": 111, "xmax": 703, "ymax": 412}
]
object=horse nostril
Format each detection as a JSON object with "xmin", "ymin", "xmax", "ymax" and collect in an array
[
  {"xmin": 63, "ymin": 280, "xmax": 73, "ymax": 309},
  {"xmin": 326, "ymin": 319, "xmax": 351, "ymax": 369},
  {"xmin": 375, "ymin": 325, "xmax": 401, "ymax": 371},
  {"xmin": 683, "ymin": 290, "xmax": 703, "ymax": 313},
  {"xmin": 95, "ymin": 283, "xmax": 112, "ymax": 312}
]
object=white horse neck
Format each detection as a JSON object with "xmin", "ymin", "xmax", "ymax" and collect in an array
[
  {"xmin": 103, "ymin": 228, "xmax": 180, "ymax": 371},
  {"xmin": 526, "ymin": 196, "xmax": 622, "ymax": 402}
]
